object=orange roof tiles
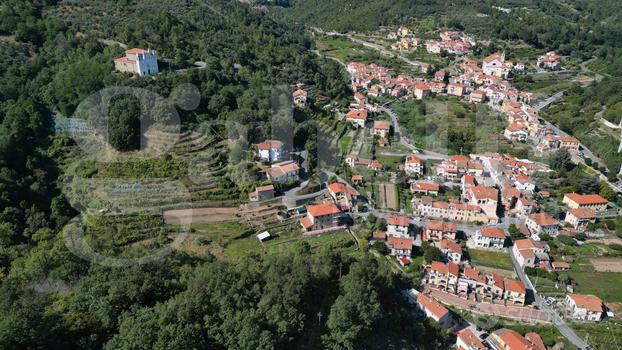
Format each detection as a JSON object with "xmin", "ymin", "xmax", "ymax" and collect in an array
[
  {"xmin": 528, "ymin": 213, "xmax": 558, "ymax": 227},
  {"xmin": 457, "ymin": 328, "xmax": 487, "ymax": 350},
  {"xmin": 307, "ymin": 203, "xmax": 340, "ymax": 217},
  {"xmin": 567, "ymin": 293, "xmax": 603, "ymax": 313},
  {"xmin": 256, "ymin": 185, "xmax": 274, "ymax": 192},
  {"xmin": 426, "ymin": 220, "xmax": 458, "ymax": 233},
  {"xmin": 479, "ymin": 227, "xmax": 506, "ymax": 239},
  {"xmin": 469, "ymin": 185, "xmax": 499, "ymax": 201},
  {"xmin": 386, "ymin": 236, "xmax": 413, "ymax": 250},
  {"xmin": 417, "ymin": 293, "xmax": 449, "ymax": 319},
  {"xmin": 373, "ymin": 120, "xmax": 391, "ymax": 130},
  {"xmin": 126, "ymin": 48, "xmax": 148, "ymax": 54},
  {"xmin": 346, "ymin": 109, "xmax": 368, "ymax": 120},
  {"xmin": 257, "ymin": 139, "xmax": 284, "ymax": 150},
  {"xmin": 299, "ymin": 216, "xmax": 313, "ymax": 228},
  {"xmin": 387, "ymin": 215, "xmax": 410, "ymax": 227},
  {"xmin": 504, "ymin": 278, "xmax": 526, "ymax": 294},
  {"xmin": 440, "ymin": 238, "xmax": 461, "ymax": 253},
  {"xmin": 430, "ymin": 261, "xmax": 448, "ymax": 274},
  {"xmin": 567, "ymin": 208, "xmax": 596, "ymax": 219},
  {"xmin": 405, "ymin": 155, "xmax": 422, "ymax": 164},
  {"xmin": 565, "ymin": 193, "xmax": 608, "ymax": 205},
  {"xmin": 411, "ymin": 181, "xmax": 440, "ymax": 192}
]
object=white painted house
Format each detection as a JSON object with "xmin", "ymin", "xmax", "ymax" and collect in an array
[
  {"xmin": 256, "ymin": 140, "xmax": 284, "ymax": 162},
  {"xmin": 565, "ymin": 294, "xmax": 604, "ymax": 322},
  {"xmin": 114, "ymin": 48, "xmax": 158, "ymax": 76},
  {"xmin": 474, "ymin": 227, "xmax": 506, "ymax": 249}
]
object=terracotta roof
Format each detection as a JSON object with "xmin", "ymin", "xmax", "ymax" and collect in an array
[
  {"xmin": 506, "ymin": 122, "xmax": 527, "ymax": 132},
  {"xmin": 328, "ymin": 182, "xmax": 359, "ymax": 196},
  {"xmin": 293, "ymin": 89, "xmax": 306, "ymax": 96},
  {"xmin": 399, "ymin": 257, "xmax": 411, "ymax": 265},
  {"xmin": 525, "ymin": 333, "xmax": 546, "ymax": 350},
  {"xmin": 504, "ymin": 278, "xmax": 526, "ymax": 294},
  {"xmin": 372, "ymin": 231, "xmax": 386, "ymax": 240},
  {"xmin": 114, "ymin": 57, "xmax": 136, "ymax": 63},
  {"xmin": 386, "ymin": 236, "xmax": 413, "ymax": 250},
  {"xmin": 387, "ymin": 215, "xmax": 410, "ymax": 227},
  {"xmin": 491, "ymin": 274, "xmax": 503, "ymax": 289},
  {"xmin": 514, "ymin": 238, "xmax": 546, "ymax": 251},
  {"xmin": 564, "ymin": 193, "xmax": 608, "ymax": 206},
  {"xmin": 469, "ymin": 185, "xmax": 498, "ymax": 201},
  {"xmin": 448, "ymin": 262, "xmax": 459, "ymax": 276},
  {"xmin": 426, "ymin": 220, "xmax": 457, "ymax": 233},
  {"xmin": 417, "ymin": 293, "xmax": 449, "ymax": 319},
  {"xmin": 346, "ymin": 109, "xmax": 368, "ymax": 120},
  {"xmin": 307, "ymin": 203, "xmax": 340, "ymax": 217},
  {"xmin": 299, "ymin": 216, "xmax": 313, "ymax": 228},
  {"xmin": 257, "ymin": 140, "xmax": 284, "ymax": 150},
  {"xmin": 496, "ymin": 329, "xmax": 537, "ymax": 350},
  {"xmin": 479, "ymin": 227, "xmax": 506, "ymax": 239},
  {"xmin": 528, "ymin": 213, "xmax": 558, "ymax": 227},
  {"xmin": 126, "ymin": 48, "xmax": 149, "ymax": 54},
  {"xmin": 567, "ymin": 208, "xmax": 595, "ymax": 219},
  {"xmin": 440, "ymin": 239, "xmax": 461, "ymax": 253},
  {"xmin": 484, "ymin": 53, "xmax": 504, "ymax": 63},
  {"xmin": 369, "ymin": 160, "xmax": 383, "ymax": 170},
  {"xmin": 256, "ymin": 185, "xmax": 274, "ymax": 192},
  {"xmin": 567, "ymin": 293, "xmax": 603, "ymax": 313},
  {"xmin": 430, "ymin": 261, "xmax": 448, "ymax": 274},
  {"xmin": 463, "ymin": 267, "xmax": 479, "ymax": 280},
  {"xmin": 552, "ymin": 262, "xmax": 570, "ymax": 269},
  {"xmin": 373, "ymin": 120, "xmax": 391, "ymax": 130},
  {"xmin": 457, "ymin": 328, "xmax": 486, "ymax": 350},
  {"xmin": 463, "ymin": 175, "xmax": 476, "ymax": 185},
  {"xmin": 405, "ymin": 155, "xmax": 422, "ymax": 164},
  {"xmin": 411, "ymin": 181, "xmax": 440, "ymax": 192},
  {"xmin": 414, "ymin": 83, "xmax": 430, "ymax": 90}
]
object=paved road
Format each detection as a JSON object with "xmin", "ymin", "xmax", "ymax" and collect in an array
[{"xmin": 508, "ymin": 248, "xmax": 591, "ymax": 349}]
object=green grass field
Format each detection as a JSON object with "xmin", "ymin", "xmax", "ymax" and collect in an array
[
  {"xmin": 571, "ymin": 321, "xmax": 622, "ymax": 350},
  {"xmin": 375, "ymin": 154, "xmax": 403, "ymax": 171},
  {"xmin": 467, "ymin": 248, "xmax": 515, "ymax": 271},
  {"xmin": 561, "ymin": 271, "xmax": 622, "ymax": 302}
]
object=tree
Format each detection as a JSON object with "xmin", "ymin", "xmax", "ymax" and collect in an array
[
  {"xmin": 423, "ymin": 245, "xmax": 443, "ymax": 263},
  {"xmin": 324, "ymin": 259, "xmax": 382, "ymax": 350},
  {"xmin": 107, "ymin": 95, "xmax": 142, "ymax": 151},
  {"xmin": 599, "ymin": 181, "xmax": 617, "ymax": 201},
  {"xmin": 508, "ymin": 224, "xmax": 522, "ymax": 240},
  {"xmin": 549, "ymin": 148, "xmax": 572, "ymax": 172}
]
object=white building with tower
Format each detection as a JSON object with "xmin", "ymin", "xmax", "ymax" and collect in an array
[{"xmin": 114, "ymin": 48, "xmax": 159, "ymax": 76}]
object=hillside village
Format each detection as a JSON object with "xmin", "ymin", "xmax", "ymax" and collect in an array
[{"xmin": 235, "ymin": 23, "xmax": 622, "ymax": 350}]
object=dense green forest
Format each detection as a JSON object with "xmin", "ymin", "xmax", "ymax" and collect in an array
[
  {"xmin": 0, "ymin": 0, "xmax": 452, "ymax": 348},
  {"xmin": 274, "ymin": 0, "xmax": 622, "ymax": 56}
]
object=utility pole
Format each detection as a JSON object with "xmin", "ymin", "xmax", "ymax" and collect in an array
[{"xmin": 317, "ymin": 311, "xmax": 323, "ymax": 325}]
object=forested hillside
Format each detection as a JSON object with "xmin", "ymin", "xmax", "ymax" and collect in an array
[
  {"xmin": 0, "ymin": 0, "xmax": 448, "ymax": 348},
  {"xmin": 274, "ymin": 0, "xmax": 622, "ymax": 56}
]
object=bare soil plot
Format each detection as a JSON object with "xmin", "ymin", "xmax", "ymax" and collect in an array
[
  {"xmin": 590, "ymin": 258, "xmax": 622, "ymax": 273},
  {"xmin": 163, "ymin": 207, "xmax": 241, "ymax": 224},
  {"xmin": 473, "ymin": 266, "xmax": 517, "ymax": 278},
  {"xmin": 378, "ymin": 183, "xmax": 397, "ymax": 210}
]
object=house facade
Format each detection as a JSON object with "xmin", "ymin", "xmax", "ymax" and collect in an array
[
  {"xmin": 114, "ymin": 48, "xmax": 158, "ymax": 76},
  {"xmin": 474, "ymin": 227, "xmax": 506, "ymax": 249},
  {"xmin": 257, "ymin": 140, "xmax": 284, "ymax": 162}
]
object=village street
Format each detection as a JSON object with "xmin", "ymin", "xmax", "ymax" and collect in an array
[{"xmin": 508, "ymin": 247, "xmax": 591, "ymax": 349}]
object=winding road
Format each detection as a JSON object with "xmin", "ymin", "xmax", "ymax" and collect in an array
[{"xmin": 508, "ymin": 248, "xmax": 591, "ymax": 349}]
